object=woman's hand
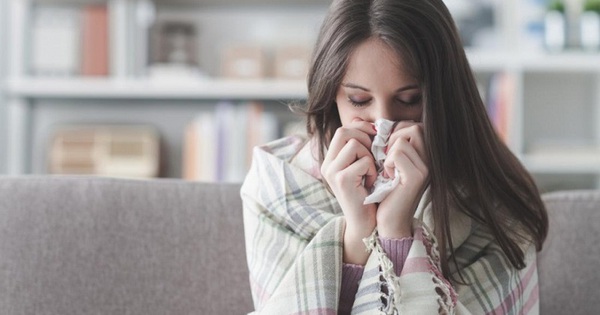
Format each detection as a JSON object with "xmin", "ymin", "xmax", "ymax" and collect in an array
[
  {"xmin": 376, "ymin": 121, "xmax": 429, "ymax": 239},
  {"xmin": 321, "ymin": 119, "xmax": 377, "ymax": 265}
]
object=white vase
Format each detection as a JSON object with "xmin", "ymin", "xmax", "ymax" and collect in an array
[
  {"xmin": 580, "ymin": 11, "xmax": 600, "ymax": 51},
  {"xmin": 545, "ymin": 11, "xmax": 567, "ymax": 52}
]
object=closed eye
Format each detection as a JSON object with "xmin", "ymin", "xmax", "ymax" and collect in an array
[
  {"xmin": 397, "ymin": 94, "xmax": 422, "ymax": 106},
  {"xmin": 348, "ymin": 97, "xmax": 371, "ymax": 107}
]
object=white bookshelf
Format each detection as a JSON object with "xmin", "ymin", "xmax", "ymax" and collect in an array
[{"xmin": 2, "ymin": 0, "xmax": 600, "ymax": 190}]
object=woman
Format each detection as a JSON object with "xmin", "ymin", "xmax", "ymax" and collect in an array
[{"xmin": 241, "ymin": 0, "xmax": 548, "ymax": 314}]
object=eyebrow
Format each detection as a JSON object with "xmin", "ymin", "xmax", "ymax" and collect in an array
[{"xmin": 341, "ymin": 83, "xmax": 419, "ymax": 93}]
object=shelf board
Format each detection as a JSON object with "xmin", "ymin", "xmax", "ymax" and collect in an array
[
  {"xmin": 466, "ymin": 50, "xmax": 513, "ymax": 72},
  {"xmin": 466, "ymin": 50, "xmax": 600, "ymax": 72},
  {"xmin": 154, "ymin": 0, "xmax": 328, "ymax": 6},
  {"xmin": 522, "ymin": 151, "xmax": 600, "ymax": 173},
  {"xmin": 519, "ymin": 51, "xmax": 600, "ymax": 72},
  {"xmin": 5, "ymin": 78, "xmax": 308, "ymax": 100},
  {"xmin": 5, "ymin": 51, "xmax": 600, "ymax": 100},
  {"xmin": 33, "ymin": 0, "xmax": 328, "ymax": 5}
]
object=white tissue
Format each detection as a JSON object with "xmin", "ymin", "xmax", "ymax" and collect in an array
[{"xmin": 364, "ymin": 119, "xmax": 400, "ymax": 204}]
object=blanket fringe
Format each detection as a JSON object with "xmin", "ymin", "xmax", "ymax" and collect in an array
[
  {"xmin": 363, "ymin": 223, "xmax": 457, "ymax": 314},
  {"xmin": 363, "ymin": 229, "xmax": 401, "ymax": 315}
]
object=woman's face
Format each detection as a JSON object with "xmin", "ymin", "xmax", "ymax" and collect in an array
[{"xmin": 336, "ymin": 38, "xmax": 423, "ymax": 125}]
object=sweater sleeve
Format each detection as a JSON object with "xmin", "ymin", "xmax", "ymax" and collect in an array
[
  {"xmin": 339, "ymin": 263, "xmax": 364, "ymax": 315},
  {"xmin": 379, "ymin": 237, "xmax": 413, "ymax": 276},
  {"xmin": 339, "ymin": 237, "xmax": 413, "ymax": 314}
]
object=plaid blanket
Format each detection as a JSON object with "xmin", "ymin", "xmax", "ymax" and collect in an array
[{"xmin": 241, "ymin": 136, "xmax": 540, "ymax": 314}]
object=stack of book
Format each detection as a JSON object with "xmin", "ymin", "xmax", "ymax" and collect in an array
[
  {"xmin": 485, "ymin": 72, "xmax": 515, "ymax": 145},
  {"xmin": 183, "ymin": 102, "xmax": 279, "ymax": 183},
  {"xmin": 31, "ymin": 4, "xmax": 109, "ymax": 76}
]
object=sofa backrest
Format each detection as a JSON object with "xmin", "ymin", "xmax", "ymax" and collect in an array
[
  {"xmin": 1, "ymin": 176, "xmax": 599, "ymax": 314},
  {"xmin": 0, "ymin": 176, "xmax": 253, "ymax": 315},
  {"xmin": 538, "ymin": 189, "xmax": 600, "ymax": 315}
]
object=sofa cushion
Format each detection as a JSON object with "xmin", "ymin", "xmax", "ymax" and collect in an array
[
  {"xmin": 538, "ymin": 189, "xmax": 600, "ymax": 315},
  {"xmin": 0, "ymin": 176, "xmax": 252, "ymax": 315}
]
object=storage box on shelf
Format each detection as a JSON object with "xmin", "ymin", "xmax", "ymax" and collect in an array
[{"xmin": 49, "ymin": 125, "xmax": 161, "ymax": 178}]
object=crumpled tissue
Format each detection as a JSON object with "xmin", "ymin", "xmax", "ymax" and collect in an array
[{"xmin": 364, "ymin": 119, "xmax": 400, "ymax": 204}]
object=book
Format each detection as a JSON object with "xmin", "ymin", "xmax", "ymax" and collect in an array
[
  {"xmin": 81, "ymin": 4, "xmax": 109, "ymax": 76},
  {"xmin": 198, "ymin": 112, "xmax": 217, "ymax": 182},
  {"xmin": 183, "ymin": 122, "xmax": 199, "ymax": 181},
  {"xmin": 132, "ymin": 0, "xmax": 156, "ymax": 77},
  {"xmin": 486, "ymin": 72, "xmax": 514, "ymax": 145},
  {"xmin": 227, "ymin": 105, "xmax": 249, "ymax": 182},
  {"xmin": 31, "ymin": 6, "xmax": 80, "ymax": 76}
]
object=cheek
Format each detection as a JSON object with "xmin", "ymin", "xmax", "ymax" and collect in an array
[
  {"xmin": 409, "ymin": 108, "xmax": 423, "ymax": 122},
  {"xmin": 401, "ymin": 105, "xmax": 423, "ymax": 122},
  {"xmin": 335, "ymin": 99, "xmax": 355, "ymax": 126},
  {"xmin": 337, "ymin": 107, "xmax": 365, "ymax": 126},
  {"xmin": 415, "ymin": 107, "xmax": 424, "ymax": 122}
]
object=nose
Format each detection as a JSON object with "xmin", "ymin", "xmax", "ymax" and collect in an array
[{"xmin": 369, "ymin": 100, "xmax": 396, "ymax": 122}]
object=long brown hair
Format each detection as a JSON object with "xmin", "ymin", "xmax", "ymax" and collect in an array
[{"xmin": 304, "ymin": 0, "xmax": 548, "ymax": 279}]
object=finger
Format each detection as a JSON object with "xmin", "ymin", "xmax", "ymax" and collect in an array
[
  {"xmin": 383, "ymin": 151, "xmax": 420, "ymax": 185},
  {"xmin": 388, "ymin": 123, "xmax": 427, "ymax": 164},
  {"xmin": 328, "ymin": 138, "xmax": 374, "ymax": 176},
  {"xmin": 387, "ymin": 137, "xmax": 428, "ymax": 175},
  {"xmin": 340, "ymin": 155, "xmax": 378, "ymax": 189},
  {"xmin": 327, "ymin": 127, "xmax": 373, "ymax": 161},
  {"xmin": 383, "ymin": 151, "xmax": 411, "ymax": 181},
  {"xmin": 392, "ymin": 120, "xmax": 418, "ymax": 132},
  {"xmin": 389, "ymin": 121, "xmax": 423, "ymax": 146},
  {"xmin": 363, "ymin": 159, "xmax": 378, "ymax": 189},
  {"xmin": 349, "ymin": 118, "xmax": 378, "ymax": 136},
  {"xmin": 384, "ymin": 138, "xmax": 429, "ymax": 182}
]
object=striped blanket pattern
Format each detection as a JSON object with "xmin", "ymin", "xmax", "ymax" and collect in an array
[{"xmin": 241, "ymin": 136, "xmax": 539, "ymax": 314}]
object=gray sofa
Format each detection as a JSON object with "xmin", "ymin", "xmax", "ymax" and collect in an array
[{"xmin": 0, "ymin": 176, "xmax": 598, "ymax": 314}]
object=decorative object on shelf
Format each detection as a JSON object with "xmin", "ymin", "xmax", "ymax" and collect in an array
[
  {"xmin": 148, "ymin": 20, "xmax": 203, "ymax": 80},
  {"xmin": 30, "ymin": 6, "xmax": 80, "ymax": 76},
  {"xmin": 132, "ymin": 0, "xmax": 156, "ymax": 77},
  {"xmin": 520, "ymin": 0, "xmax": 547, "ymax": 51},
  {"xmin": 443, "ymin": 0, "xmax": 499, "ymax": 49},
  {"xmin": 545, "ymin": 0, "xmax": 567, "ymax": 52},
  {"xmin": 273, "ymin": 45, "xmax": 310, "ymax": 80},
  {"xmin": 49, "ymin": 125, "xmax": 161, "ymax": 178},
  {"xmin": 581, "ymin": 0, "xmax": 600, "ymax": 50},
  {"xmin": 81, "ymin": 4, "xmax": 109, "ymax": 76},
  {"xmin": 220, "ymin": 44, "xmax": 267, "ymax": 79}
]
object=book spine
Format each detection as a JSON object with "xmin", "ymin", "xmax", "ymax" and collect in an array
[
  {"xmin": 182, "ymin": 121, "xmax": 199, "ymax": 180},
  {"xmin": 81, "ymin": 4, "xmax": 110, "ymax": 76}
]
